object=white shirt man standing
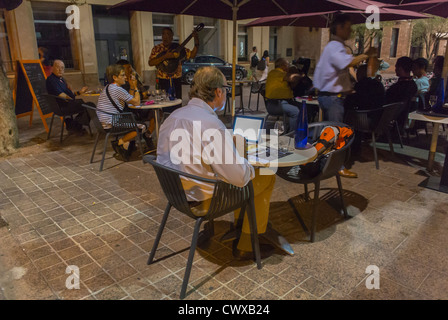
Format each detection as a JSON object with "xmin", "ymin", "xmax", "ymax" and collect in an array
[{"xmin": 313, "ymin": 14, "xmax": 368, "ymax": 179}]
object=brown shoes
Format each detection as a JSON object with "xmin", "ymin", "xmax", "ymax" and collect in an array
[{"xmin": 338, "ymin": 168, "xmax": 358, "ymax": 178}]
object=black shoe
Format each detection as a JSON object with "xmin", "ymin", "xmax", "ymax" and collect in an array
[
  {"xmin": 143, "ymin": 134, "xmax": 157, "ymax": 154},
  {"xmin": 111, "ymin": 140, "xmax": 120, "ymax": 155},
  {"xmin": 123, "ymin": 141, "xmax": 135, "ymax": 161}
]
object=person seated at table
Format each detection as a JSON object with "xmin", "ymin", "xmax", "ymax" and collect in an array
[
  {"xmin": 344, "ymin": 64, "xmax": 385, "ymax": 111},
  {"xmin": 288, "ymin": 65, "xmax": 313, "ymax": 98},
  {"xmin": 157, "ymin": 66, "xmax": 276, "ymax": 259},
  {"xmin": 385, "ymin": 56, "xmax": 418, "ymax": 132},
  {"xmin": 426, "ymin": 56, "xmax": 446, "ymax": 112},
  {"xmin": 116, "ymin": 59, "xmax": 157, "ymax": 149},
  {"xmin": 412, "ymin": 57, "xmax": 430, "ymax": 110},
  {"xmin": 97, "ymin": 64, "xmax": 155, "ymax": 160},
  {"xmin": 265, "ymin": 58, "xmax": 303, "ymax": 133},
  {"xmin": 46, "ymin": 59, "xmax": 91, "ymax": 134}
]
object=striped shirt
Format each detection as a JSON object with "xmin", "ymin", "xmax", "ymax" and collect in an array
[{"xmin": 96, "ymin": 84, "xmax": 133, "ymax": 124}]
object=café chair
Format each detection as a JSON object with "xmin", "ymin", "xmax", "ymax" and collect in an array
[
  {"xmin": 44, "ymin": 94, "xmax": 92, "ymax": 143},
  {"xmin": 248, "ymin": 80, "xmax": 266, "ymax": 111},
  {"xmin": 344, "ymin": 102, "xmax": 404, "ymax": 169},
  {"xmin": 143, "ymin": 154, "xmax": 262, "ymax": 299},
  {"xmin": 276, "ymin": 121, "xmax": 354, "ymax": 243},
  {"xmin": 83, "ymin": 104, "xmax": 144, "ymax": 172},
  {"xmin": 224, "ymin": 83, "xmax": 244, "ymax": 116},
  {"xmin": 259, "ymin": 87, "xmax": 287, "ymax": 133}
]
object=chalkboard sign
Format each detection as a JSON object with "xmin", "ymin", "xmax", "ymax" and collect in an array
[{"xmin": 14, "ymin": 60, "xmax": 53, "ymax": 132}]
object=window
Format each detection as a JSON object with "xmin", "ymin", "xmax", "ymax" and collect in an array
[
  {"xmin": 209, "ymin": 56, "xmax": 224, "ymax": 64},
  {"xmin": 0, "ymin": 9, "xmax": 13, "ymax": 73},
  {"xmin": 238, "ymin": 26, "xmax": 248, "ymax": 62},
  {"xmin": 390, "ymin": 28, "xmax": 399, "ymax": 58},
  {"xmin": 31, "ymin": 2, "xmax": 75, "ymax": 69},
  {"xmin": 195, "ymin": 56, "xmax": 208, "ymax": 63},
  {"xmin": 194, "ymin": 16, "xmax": 220, "ymax": 58},
  {"xmin": 153, "ymin": 13, "xmax": 178, "ymax": 45}
]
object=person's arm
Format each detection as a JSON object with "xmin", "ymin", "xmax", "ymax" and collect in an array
[
  {"xmin": 127, "ymin": 78, "xmax": 141, "ymax": 106},
  {"xmin": 347, "ymin": 54, "xmax": 368, "ymax": 68}
]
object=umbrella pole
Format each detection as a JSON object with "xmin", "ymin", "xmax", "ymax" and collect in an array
[{"xmin": 231, "ymin": 3, "xmax": 237, "ymax": 118}]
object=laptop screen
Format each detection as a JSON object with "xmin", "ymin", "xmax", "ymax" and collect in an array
[{"xmin": 232, "ymin": 115, "xmax": 265, "ymax": 143}]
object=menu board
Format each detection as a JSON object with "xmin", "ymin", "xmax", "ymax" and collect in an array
[{"xmin": 14, "ymin": 60, "xmax": 52, "ymax": 132}]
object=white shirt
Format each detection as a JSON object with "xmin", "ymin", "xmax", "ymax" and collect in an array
[
  {"xmin": 313, "ymin": 39, "xmax": 353, "ymax": 93},
  {"xmin": 156, "ymin": 98, "xmax": 255, "ymax": 201}
]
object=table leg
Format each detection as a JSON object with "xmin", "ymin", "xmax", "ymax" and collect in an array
[
  {"xmin": 318, "ymin": 107, "xmax": 323, "ymax": 122},
  {"xmin": 154, "ymin": 109, "xmax": 160, "ymax": 143},
  {"xmin": 428, "ymin": 123, "xmax": 440, "ymax": 171}
]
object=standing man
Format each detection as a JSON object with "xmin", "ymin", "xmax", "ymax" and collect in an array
[
  {"xmin": 313, "ymin": 14, "xmax": 368, "ymax": 178},
  {"xmin": 249, "ymin": 46, "xmax": 259, "ymax": 81},
  {"xmin": 148, "ymin": 27, "xmax": 199, "ymax": 113}
]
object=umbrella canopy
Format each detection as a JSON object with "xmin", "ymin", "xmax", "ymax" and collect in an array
[
  {"xmin": 110, "ymin": 0, "xmax": 358, "ymax": 117},
  {"xmin": 383, "ymin": 0, "xmax": 448, "ymax": 18},
  {"xmin": 246, "ymin": 7, "xmax": 427, "ymax": 28}
]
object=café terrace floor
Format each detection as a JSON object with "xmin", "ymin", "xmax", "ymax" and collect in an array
[{"xmin": 1, "ymin": 86, "xmax": 448, "ymax": 300}]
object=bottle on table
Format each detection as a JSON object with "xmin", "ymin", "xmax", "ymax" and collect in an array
[{"xmin": 295, "ymin": 99, "xmax": 308, "ymax": 149}]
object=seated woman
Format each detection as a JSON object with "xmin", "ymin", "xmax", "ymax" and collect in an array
[{"xmin": 97, "ymin": 64, "xmax": 154, "ymax": 160}]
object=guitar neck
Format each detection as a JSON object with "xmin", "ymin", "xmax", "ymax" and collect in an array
[{"xmin": 176, "ymin": 33, "xmax": 195, "ymax": 51}]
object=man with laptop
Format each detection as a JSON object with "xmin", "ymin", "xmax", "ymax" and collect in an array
[{"xmin": 157, "ymin": 66, "xmax": 276, "ymax": 259}]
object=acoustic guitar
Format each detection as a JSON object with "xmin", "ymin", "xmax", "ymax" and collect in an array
[{"xmin": 156, "ymin": 23, "xmax": 204, "ymax": 75}]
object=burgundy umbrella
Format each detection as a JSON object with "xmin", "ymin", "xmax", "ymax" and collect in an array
[
  {"xmin": 383, "ymin": 0, "xmax": 448, "ymax": 17},
  {"xmin": 110, "ymin": 0, "xmax": 357, "ymax": 117},
  {"xmin": 246, "ymin": 7, "xmax": 427, "ymax": 28}
]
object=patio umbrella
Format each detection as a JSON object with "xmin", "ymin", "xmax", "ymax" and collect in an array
[
  {"xmin": 110, "ymin": 0, "xmax": 359, "ymax": 117},
  {"xmin": 246, "ymin": 7, "xmax": 427, "ymax": 28},
  {"xmin": 382, "ymin": 0, "xmax": 448, "ymax": 18}
]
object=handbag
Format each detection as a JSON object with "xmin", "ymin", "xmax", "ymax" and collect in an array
[{"xmin": 105, "ymin": 84, "xmax": 131, "ymax": 113}]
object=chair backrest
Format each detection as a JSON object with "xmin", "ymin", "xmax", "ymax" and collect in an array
[
  {"xmin": 375, "ymin": 102, "xmax": 404, "ymax": 135},
  {"xmin": 82, "ymin": 104, "xmax": 105, "ymax": 133},
  {"xmin": 344, "ymin": 107, "xmax": 383, "ymax": 133},
  {"xmin": 42, "ymin": 94, "xmax": 64, "ymax": 116},
  {"xmin": 143, "ymin": 155, "xmax": 253, "ymax": 220}
]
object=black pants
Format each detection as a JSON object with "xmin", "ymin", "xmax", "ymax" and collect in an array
[{"xmin": 158, "ymin": 77, "xmax": 182, "ymax": 114}]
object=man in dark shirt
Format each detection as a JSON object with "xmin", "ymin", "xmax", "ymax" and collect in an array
[
  {"xmin": 345, "ymin": 64, "xmax": 385, "ymax": 111},
  {"xmin": 385, "ymin": 56, "xmax": 418, "ymax": 131},
  {"xmin": 46, "ymin": 60, "xmax": 90, "ymax": 133}
]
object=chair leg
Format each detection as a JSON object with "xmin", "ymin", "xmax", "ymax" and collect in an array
[
  {"xmin": 99, "ymin": 132, "xmax": 111, "ymax": 172},
  {"xmin": 336, "ymin": 175, "xmax": 348, "ymax": 219},
  {"xmin": 248, "ymin": 91, "xmax": 252, "ymax": 109},
  {"xmin": 372, "ymin": 132, "xmax": 379, "ymax": 170},
  {"xmin": 387, "ymin": 131, "xmax": 395, "ymax": 156},
  {"xmin": 180, "ymin": 217, "xmax": 204, "ymax": 300},
  {"xmin": 88, "ymin": 124, "xmax": 92, "ymax": 137},
  {"xmin": 47, "ymin": 114, "xmax": 55, "ymax": 140},
  {"xmin": 246, "ymin": 199, "xmax": 262, "ymax": 270},
  {"xmin": 304, "ymin": 184, "xmax": 310, "ymax": 201},
  {"xmin": 256, "ymin": 93, "xmax": 260, "ymax": 111},
  {"xmin": 90, "ymin": 132, "xmax": 100, "ymax": 163},
  {"xmin": 60, "ymin": 117, "xmax": 65, "ymax": 143},
  {"xmin": 147, "ymin": 203, "xmax": 172, "ymax": 265},
  {"xmin": 310, "ymin": 181, "xmax": 320, "ymax": 243},
  {"xmin": 395, "ymin": 121, "xmax": 403, "ymax": 148}
]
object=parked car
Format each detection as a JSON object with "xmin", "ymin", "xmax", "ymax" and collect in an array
[{"xmin": 182, "ymin": 55, "xmax": 247, "ymax": 84}]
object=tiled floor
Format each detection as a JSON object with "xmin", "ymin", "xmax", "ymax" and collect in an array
[{"xmin": 1, "ymin": 86, "xmax": 448, "ymax": 300}]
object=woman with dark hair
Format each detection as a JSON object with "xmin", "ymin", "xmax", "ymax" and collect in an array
[{"xmin": 256, "ymin": 50, "xmax": 270, "ymax": 81}]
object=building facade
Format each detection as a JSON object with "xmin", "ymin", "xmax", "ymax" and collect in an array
[{"xmin": 1, "ymin": 0, "xmax": 421, "ymax": 90}]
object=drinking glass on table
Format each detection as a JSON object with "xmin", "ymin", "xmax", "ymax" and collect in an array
[
  {"xmin": 274, "ymin": 120, "xmax": 285, "ymax": 136},
  {"xmin": 429, "ymin": 95, "xmax": 437, "ymax": 109}
]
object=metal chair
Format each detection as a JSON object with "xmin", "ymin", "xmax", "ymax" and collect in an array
[
  {"xmin": 83, "ymin": 104, "xmax": 144, "ymax": 172},
  {"xmin": 143, "ymin": 154, "xmax": 262, "ymax": 299},
  {"xmin": 259, "ymin": 86, "xmax": 288, "ymax": 132},
  {"xmin": 344, "ymin": 102, "xmax": 404, "ymax": 169},
  {"xmin": 43, "ymin": 94, "xmax": 92, "ymax": 143},
  {"xmin": 248, "ymin": 80, "xmax": 266, "ymax": 111},
  {"xmin": 276, "ymin": 121, "xmax": 354, "ymax": 242},
  {"xmin": 224, "ymin": 83, "xmax": 244, "ymax": 115}
]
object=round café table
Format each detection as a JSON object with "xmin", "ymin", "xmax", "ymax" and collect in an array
[{"xmin": 127, "ymin": 98, "xmax": 182, "ymax": 141}]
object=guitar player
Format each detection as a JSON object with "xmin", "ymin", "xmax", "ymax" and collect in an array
[{"xmin": 148, "ymin": 27, "xmax": 199, "ymax": 113}]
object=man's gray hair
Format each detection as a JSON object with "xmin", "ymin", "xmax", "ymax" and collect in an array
[{"xmin": 189, "ymin": 66, "xmax": 226, "ymax": 102}]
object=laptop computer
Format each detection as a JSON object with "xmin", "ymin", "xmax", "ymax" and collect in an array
[{"xmin": 232, "ymin": 115, "xmax": 265, "ymax": 144}]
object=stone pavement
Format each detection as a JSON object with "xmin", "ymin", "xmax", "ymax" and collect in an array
[{"xmin": 1, "ymin": 86, "xmax": 448, "ymax": 300}]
